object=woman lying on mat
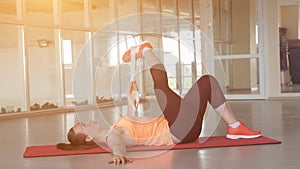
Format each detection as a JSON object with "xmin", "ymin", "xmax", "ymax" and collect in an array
[{"xmin": 57, "ymin": 42, "xmax": 261, "ymax": 165}]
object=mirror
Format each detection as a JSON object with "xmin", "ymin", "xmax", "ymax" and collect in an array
[{"xmin": 279, "ymin": 0, "xmax": 300, "ymax": 93}]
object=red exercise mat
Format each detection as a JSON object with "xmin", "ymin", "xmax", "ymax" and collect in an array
[{"xmin": 23, "ymin": 136, "xmax": 281, "ymax": 158}]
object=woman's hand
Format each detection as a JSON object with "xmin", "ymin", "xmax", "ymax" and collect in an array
[
  {"xmin": 128, "ymin": 81, "xmax": 139, "ymax": 94},
  {"xmin": 106, "ymin": 127, "xmax": 133, "ymax": 165},
  {"xmin": 108, "ymin": 155, "xmax": 133, "ymax": 165},
  {"xmin": 128, "ymin": 81, "xmax": 139, "ymax": 110}
]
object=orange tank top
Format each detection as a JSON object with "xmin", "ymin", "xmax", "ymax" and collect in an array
[{"xmin": 110, "ymin": 116, "xmax": 174, "ymax": 146}]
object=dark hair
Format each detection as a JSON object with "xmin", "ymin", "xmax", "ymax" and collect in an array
[{"xmin": 56, "ymin": 128, "xmax": 98, "ymax": 150}]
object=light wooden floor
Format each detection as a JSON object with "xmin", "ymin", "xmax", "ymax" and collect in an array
[{"xmin": 0, "ymin": 100, "xmax": 299, "ymax": 169}]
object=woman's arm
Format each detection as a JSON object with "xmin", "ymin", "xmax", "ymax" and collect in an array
[
  {"xmin": 106, "ymin": 127, "xmax": 133, "ymax": 165},
  {"xmin": 127, "ymin": 81, "xmax": 139, "ymax": 116}
]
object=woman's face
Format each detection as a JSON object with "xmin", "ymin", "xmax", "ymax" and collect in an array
[{"xmin": 72, "ymin": 121, "xmax": 101, "ymax": 138}]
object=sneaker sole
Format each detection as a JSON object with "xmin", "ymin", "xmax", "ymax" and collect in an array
[{"xmin": 226, "ymin": 134, "xmax": 261, "ymax": 139}]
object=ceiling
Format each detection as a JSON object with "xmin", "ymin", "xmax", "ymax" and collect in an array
[
  {"xmin": 0, "ymin": 0, "xmax": 105, "ymax": 15},
  {"xmin": 279, "ymin": 0, "xmax": 300, "ymax": 6}
]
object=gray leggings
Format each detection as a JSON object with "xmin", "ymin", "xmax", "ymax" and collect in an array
[{"xmin": 150, "ymin": 64, "xmax": 226, "ymax": 143}]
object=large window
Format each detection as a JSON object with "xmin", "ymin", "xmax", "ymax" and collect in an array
[
  {"xmin": 61, "ymin": 30, "xmax": 87, "ymax": 106},
  {"xmin": 0, "ymin": 0, "xmax": 207, "ymax": 115},
  {"xmin": 162, "ymin": 36, "xmax": 202, "ymax": 95},
  {"xmin": 0, "ymin": 24, "xmax": 25, "ymax": 113},
  {"xmin": 26, "ymin": 27, "xmax": 62, "ymax": 110}
]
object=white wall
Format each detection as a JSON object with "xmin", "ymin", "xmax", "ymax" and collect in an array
[{"xmin": 281, "ymin": 5, "xmax": 299, "ymax": 39}]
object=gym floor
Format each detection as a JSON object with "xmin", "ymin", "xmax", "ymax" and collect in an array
[{"xmin": 0, "ymin": 100, "xmax": 299, "ymax": 169}]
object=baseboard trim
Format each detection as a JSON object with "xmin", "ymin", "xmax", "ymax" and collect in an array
[{"xmin": 0, "ymin": 101, "xmax": 125, "ymax": 121}]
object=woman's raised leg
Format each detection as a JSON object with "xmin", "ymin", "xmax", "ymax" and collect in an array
[{"xmin": 131, "ymin": 43, "xmax": 261, "ymax": 142}]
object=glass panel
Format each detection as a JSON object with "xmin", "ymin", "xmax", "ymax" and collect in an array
[
  {"xmin": 24, "ymin": 0, "xmax": 54, "ymax": 25},
  {"xmin": 179, "ymin": 16, "xmax": 198, "ymax": 93},
  {"xmin": 163, "ymin": 37, "xmax": 180, "ymax": 94},
  {"xmin": 165, "ymin": 65, "xmax": 177, "ymax": 90},
  {"xmin": 61, "ymin": 0, "xmax": 86, "ymax": 27},
  {"xmin": 0, "ymin": 24, "xmax": 25, "ymax": 114},
  {"xmin": 213, "ymin": 0, "xmax": 258, "ymax": 55},
  {"xmin": 162, "ymin": 0, "xmax": 176, "ymax": 15},
  {"xmin": 26, "ymin": 27, "xmax": 62, "ymax": 110},
  {"xmin": 61, "ymin": 30, "xmax": 87, "ymax": 106},
  {"xmin": 182, "ymin": 63, "xmax": 193, "ymax": 89},
  {"xmin": 117, "ymin": 0, "xmax": 138, "ymax": 18},
  {"xmin": 216, "ymin": 58, "xmax": 260, "ymax": 95},
  {"xmin": 141, "ymin": 0, "xmax": 160, "ymax": 12},
  {"xmin": 91, "ymin": 0, "xmax": 115, "ymax": 29},
  {"xmin": 182, "ymin": 64, "xmax": 192, "ymax": 76},
  {"xmin": 94, "ymin": 31, "xmax": 141, "ymax": 103},
  {"xmin": 183, "ymin": 76, "xmax": 193, "ymax": 89},
  {"xmin": 0, "ymin": 0, "xmax": 18, "ymax": 21}
]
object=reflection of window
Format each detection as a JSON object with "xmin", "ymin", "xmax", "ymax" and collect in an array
[
  {"xmin": 63, "ymin": 40, "xmax": 72, "ymax": 65},
  {"xmin": 182, "ymin": 64, "xmax": 193, "ymax": 90},
  {"xmin": 165, "ymin": 65, "xmax": 177, "ymax": 90},
  {"xmin": 256, "ymin": 24, "xmax": 258, "ymax": 45},
  {"xmin": 109, "ymin": 35, "xmax": 201, "ymax": 96},
  {"xmin": 162, "ymin": 37, "xmax": 198, "ymax": 92}
]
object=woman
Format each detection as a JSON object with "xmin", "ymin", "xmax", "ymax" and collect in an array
[{"xmin": 57, "ymin": 42, "xmax": 261, "ymax": 165}]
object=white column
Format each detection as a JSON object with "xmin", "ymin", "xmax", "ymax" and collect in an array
[
  {"xmin": 19, "ymin": 26, "xmax": 28, "ymax": 111},
  {"xmin": 53, "ymin": 0, "xmax": 65, "ymax": 107}
]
